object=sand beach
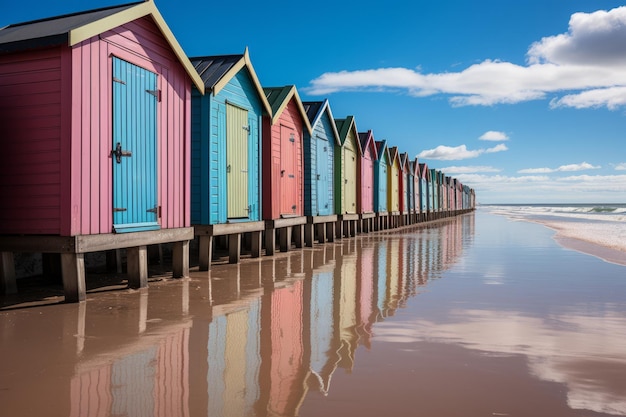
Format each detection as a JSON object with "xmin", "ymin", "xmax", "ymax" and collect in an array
[{"xmin": 1, "ymin": 210, "xmax": 625, "ymax": 417}]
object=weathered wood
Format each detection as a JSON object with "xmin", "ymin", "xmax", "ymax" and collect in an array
[
  {"xmin": 304, "ymin": 223, "xmax": 314, "ymax": 247},
  {"xmin": 326, "ymin": 222, "xmax": 335, "ymax": 242},
  {"xmin": 172, "ymin": 240, "xmax": 189, "ymax": 278},
  {"xmin": 265, "ymin": 229, "xmax": 276, "ymax": 256},
  {"xmin": 198, "ymin": 235, "xmax": 212, "ymax": 271},
  {"xmin": 76, "ymin": 228, "xmax": 193, "ymax": 253},
  {"xmin": 279, "ymin": 227, "xmax": 291, "ymax": 252},
  {"xmin": 265, "ymin": 216, "xmax": 307, "ymax": 229},
  {"xmin": 0, "ymin": 236, "xmax": 75, "ymax": 253},
  {"xmin": 127, "ymin": 246, "xmax": 148, "ymax": 289},
  {"xmin": 293, "ymin": 225, "xmax": 303, "ymax": 249},
  {"xmin": 315, "ymin": 223, "xmax": 326, "ymax": 244},
  {"xmin": 193, "ymin": 221, "xmax": 265, "ymax": 237},
  {"xmin": 250, "ymin": 231, "xmax": 262, "ymax": 258},
  {"xmin": 228, "ymin": 234, "xmax": 241, "ymax": 264},
  {"xmin": 1, "ymin": 252, "xmax": 17, "ymax": 294},
  {"xmin": 61, "ymin": 253, "xmax": 86, "ymax": 302}
]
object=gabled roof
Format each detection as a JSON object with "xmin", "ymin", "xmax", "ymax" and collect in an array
[
  {"xmin": 401, "ymin": 153, "xmax": 414, "ymax": 174},
  {"xmin": 264, "ymin": 85, "xmax": 312, "ymax": 134},
  {"xmin": 0, "ymin": 0, "xmax": 204, "ymax": 93},
  {"xmin": 357, "ymin": 131, "xmax": 377, "ymax": 159},
  {"xmin": 418, "ymin": 163, "xmax": 431, "ymax": 180},
  {"xmin": 302, "ymin": 99, "xmax": 340, "ymax": 145},
  {"xmin": 190, "ymin": 48, "xmax": 271, "ymax": 115},
  {"xmin": 388, "ymin": 146, "xmax": 401, "ymax": 167},
  {"xmin": 334, "ymin": 116, "xmax": 362, "ymax": 155},
  {"xmin": 375, "ymin": 140, "xmax": 390, "ymax": 164}
]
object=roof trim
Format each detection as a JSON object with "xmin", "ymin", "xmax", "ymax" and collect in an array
[
  {"xmin": 308, "ymin": 99, "xmax": 340, "ymax": 146},
  {"xmin": 335, "ymin": 115, "xmax": 362, "ymax": 156},
  {"xmin": 68, "ymin": 0, "xmax": 205, "ymax": 94},
  {"xmin": 211, "ymin": 48, "xmax": 272, "ymax": 116},
  {"xmin": 359, "ymin": 130, "xmax": 378, "ymax": 160},
  {"xmin": 265, "ymin": 85, "xmax": 312, "ymax": 134}
]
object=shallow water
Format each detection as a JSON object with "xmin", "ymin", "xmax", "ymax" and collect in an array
[{"xmin": 1, "ymin": 212, "xmax": 625, "ymax": 417}]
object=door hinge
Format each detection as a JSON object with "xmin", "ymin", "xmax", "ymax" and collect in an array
[
  {"xmin": 113, "ymin": 77, "xmax": 126, "ymax": 85},
  {"xmin": 113, "ymin": 207, "xmax": 127, "ymax": 212}
]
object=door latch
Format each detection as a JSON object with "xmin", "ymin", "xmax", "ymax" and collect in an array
[{"xmin": 111, "ymin": 142, "xmax": 132, "ymax": 163}]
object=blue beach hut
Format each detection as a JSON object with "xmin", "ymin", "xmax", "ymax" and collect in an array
[
  {"xmin": 374, "ymin": 140, "xmax": 390, "ymax": 230},
  {"xmin": 190, "ymin": 49, "xmax": 272, "ymax": 269},
  {"xmin": 302, "ymin": 100, "xmax": 340, "ymax": 245}
]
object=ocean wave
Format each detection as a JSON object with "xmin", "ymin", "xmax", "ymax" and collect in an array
[{"xmin": 482, "ymin": 204, "xmax": 626, "ymax": 223}]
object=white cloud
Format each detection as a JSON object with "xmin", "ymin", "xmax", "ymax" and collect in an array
[
  {"xmin": 416, "ymin": 143, "xmax": 508, "ymax": 161},
  {"xmin": 307, "ymin": 6, "xmax": 626, "ymax": 109},
  {"xmin": 615, "ymin": 163, "xmax": 626, "ymax": 171},
  {"xmin": 518, "ymin": 162, "xmax": 600, "ymax": 174},
  {"xmin": 438, "ymin": 166, "xmax": 501, "ymax": 174},
  {"xmin": 485, "ymin": 144, "xmax": 508, "ymax": 153},
  {"xmin": 456, "ymin": 173, "xmax": 626, "ymax": 203},
  {"xmin": 479, "ymin": 131, "xmax": 509, "ymax": 141}
]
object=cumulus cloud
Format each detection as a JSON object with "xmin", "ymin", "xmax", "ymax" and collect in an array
[
  {"xmin": 307, "ymin": 6, "xmax": 626, "ymax": 109},
  {"xmin": 479, "ymin": 131, "xmax": 509, "ymax": 141},
  {"xmin": 518, "ymin": 161, "xmax": 600, "ymax": 174},
  {"xmin": 416, "ymin": 143, "xmax": 507, "ymax": 161},
  {"xmin": 438, "ymin": 166, "xmax": 501, "ymax": 174},
  {"xmin": 615, "ymin": 163, "xmax": 626, "ymax": 170}
]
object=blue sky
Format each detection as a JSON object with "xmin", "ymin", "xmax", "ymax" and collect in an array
[{"xmin": 3, "ymin": 0, "xmax": 626, "ymax": 204}]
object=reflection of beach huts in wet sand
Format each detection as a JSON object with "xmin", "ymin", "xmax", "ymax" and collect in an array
[
  {"xmin": 0, "ymin": 1, "xmax": 204, "ymax": 301},
  {"xmin": 189, "ymin": 50, "xmax": 271, "ymax": 269},
  {"xmin": 334, "ymin": 116, "xmax": 360, "ymax": 239},
  {"xmin": 357, "ymin": 130, "xmax": 377, "ymax": 233},
  {"xmin": 262, "ymin": 86, "xmax": 312, "ymax": 255},
  {"xmin": 302, "ymin": 100, "xmax": 340, "ymax": 246}
]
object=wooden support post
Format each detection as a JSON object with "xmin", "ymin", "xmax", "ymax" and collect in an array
[
  {"xmin": 250, "ymin": 231, "xmax": 262, "ymax": 258},
  {"xmin": 350, "ymin": 220, "xmax": 357, "ymax": 237},
  {"xmin": 127, "ymin": 246, "xmax": 148, "ymax": 289},
  {"xmin": 335, "ymin": 220, "xmax": 343, "ymax": 239},
  {"xmin": 315, "ymin": 223, "xmax": 326, "ymax": 244},
  {"xmin": 61, "ymin": 253, "xmax": 86, "ymax": 303},
  {"xmin": 198, "ymin": 235, "xmax": 212, "ymax": 271},
  {"xmin": 1, "ymin": 252, "xmax": 17, "ymax": 295},
  {"xmin": 304, "ymin": 223, "xmax": 314, "ymax": 247},
  {"xmin": 265, "ymin": 228, "xmax": 276, "ymax": 256},
  {"xmin": 228, "ymin": 234, "xmax": 241, "ymax": 264},
  {"xmin": 172, "ymin": 240, "xmax": 189, "ymax": 278},
  {"xmin": 279, "ymin": 227, "xmax": 291, "ymax": 252},
  {"xmin": 326, "ymin": 222, "xmax": 334, "ymax": 242},
  {"xmin": 293, "ymin": 225, "xmax": 304, "ymax": 249}
]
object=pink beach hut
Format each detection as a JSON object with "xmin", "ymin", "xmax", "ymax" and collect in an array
[
  {"xmin": 262, "ymin": 85, "xmax": 312, "ymax": 254},
  {"xmin": 0, "ymin": 1, "xmax": 204, "ymax": 301},
  {"xmin": 357, "ymin": 130, "xmax": 377, "ymax": 232}
]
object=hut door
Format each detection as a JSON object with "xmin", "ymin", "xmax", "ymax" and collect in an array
[
  {"xmin": 344, "ymin": 147, "xmax": 357, "ymax": 214},
  {"xmin": 280, "ymin": 125, "xmax": 297, "ymax": 216},
  {"xmin": 226, "ymin": 103, "xmax": 249, "ymax": 218},
  {"xmin": 316, "ymin": 138, "xmax": 330, "ymax": 215},
  {"xmin": 111, "ymin": 57, "xmax": 159, "ymax": 233}
]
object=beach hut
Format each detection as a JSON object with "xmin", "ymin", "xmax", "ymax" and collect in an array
[
  {"xmin": 189, "ymin": 50, "xmax": 272, "ymax": 269},
  {"xmin": 440, "ymin": 172, "xmax": 448, "ymax": 217},
  {"xmin": 387, "ymin": 147, "xmax": 401, "ymax": 228},
  {"xmin": 418, "ymin": 163, "xmax": 430, "ymax": 221},
  {"xmin": 334, "ymin": 116, "xmax": 360, "ymax": 238},
  {"xmin": 302, "ymin": 100, "xmax": 340, "ymax": 246},
  {"xmin": 429, "ymin": 168, "xmax": 439, "ymax": 218},
  {"xmin": 0, "ymin": 0, "xmax": 204, "ymax": 301},
  {"xmin": 412, "ymin": 158, "xmax": 421, "ymax": 223},
  {"xmin": 374, "ymin": 140, "xmax": 390, "ymax": 230},
  {"xmin": 400, "ymin": 153, "xmax": 414, "ymax": 226},
  {"xmin": 357, "ymin": 131, "xmax": 377, "ymax": 232},
  {"xmin": 262, "ymin": 86, "xmax": 312, "ymax": 254}
]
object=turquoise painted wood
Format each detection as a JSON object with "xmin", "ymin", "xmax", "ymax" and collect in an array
[
  {"xmin": 112, "ymin": 57, "xmax": 159, "ymax": 233},
  {"xmin": 303, "ymin": 101, "xmax": 337, "ymax": 217},
  {"xmin": 191, "ymin": 66, "xmax": 263, "ymax": 225},
  {"xmin": 374, "ymin": 140, "xmax": 388, "ymax": 213}
]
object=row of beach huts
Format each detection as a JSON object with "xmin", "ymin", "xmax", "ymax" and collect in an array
[{"xmin": 0, "ymin": 0, "xmax": 475, "ymax": 303}]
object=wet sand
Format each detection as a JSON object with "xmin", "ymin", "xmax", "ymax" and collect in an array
[{"xmin": 1, "ymin": 211, "xmax": 626, "ymax": 417}]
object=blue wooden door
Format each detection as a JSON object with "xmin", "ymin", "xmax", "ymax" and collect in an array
[
  {"xmin": 316, "ymin": 137, "xmax": 330, "ymax": 215},
  {"xmin": 112, "ymin": 57, "xmax": 159, "ymax": 233}
]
